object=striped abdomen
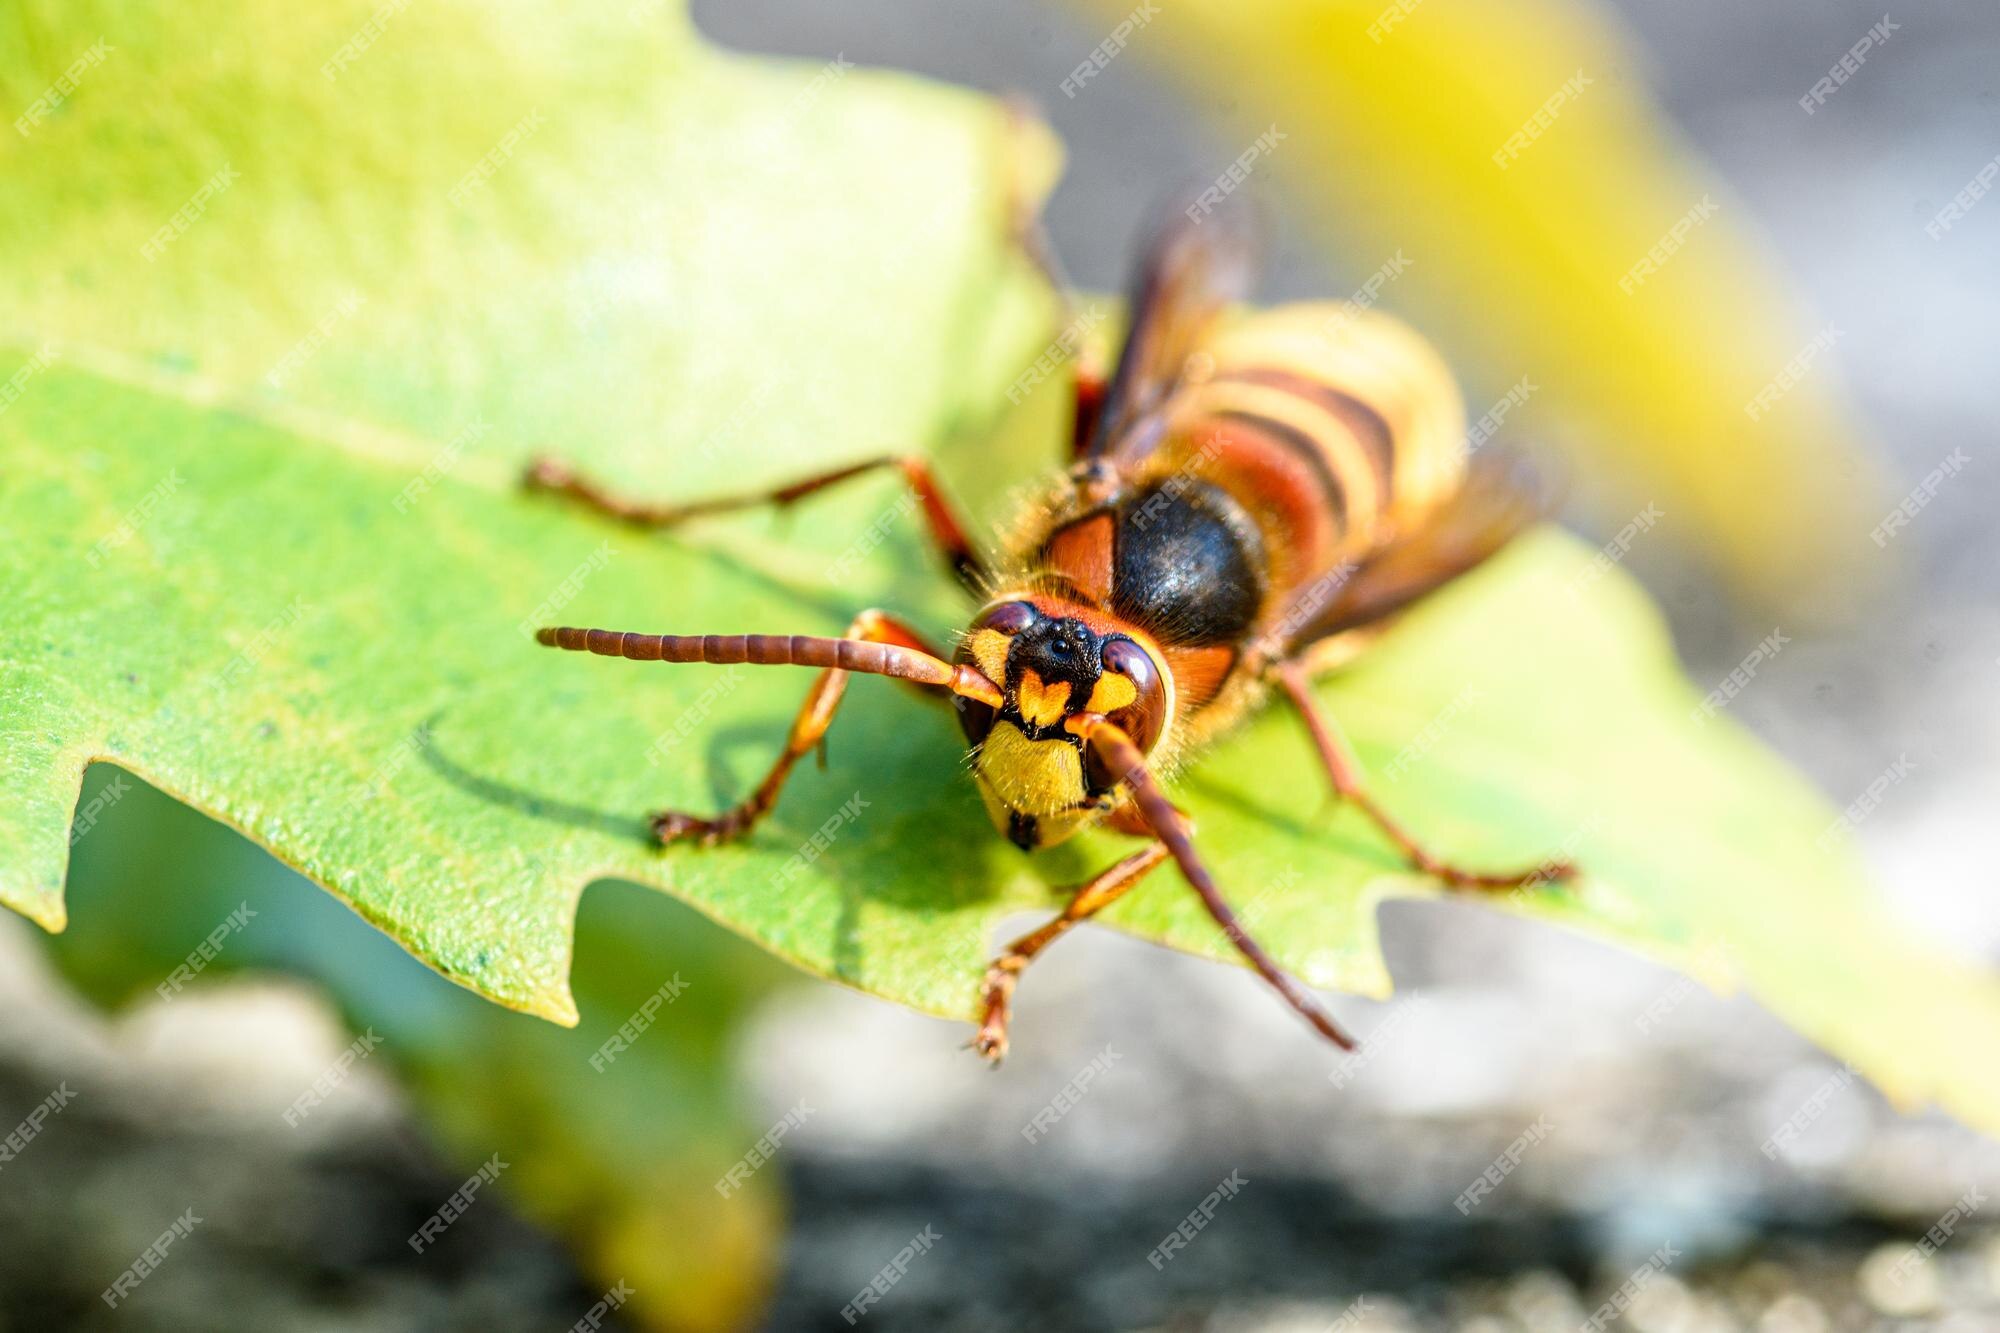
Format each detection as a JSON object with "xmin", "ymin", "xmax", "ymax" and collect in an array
[{"xmin": 1154, "ymin": 302, "xmax": 1468, "ymax": 605}]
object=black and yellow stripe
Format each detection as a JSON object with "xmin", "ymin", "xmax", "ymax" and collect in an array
[{"xmin": 1162, "ymin": 301, "xmax": 1468, "ymax": 564}]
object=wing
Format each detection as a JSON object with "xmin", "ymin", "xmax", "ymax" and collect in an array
[
  {"xmin": 1280, "ymin": 448, "xmax": 1559, "ymax": 653},
  {"xmin": 1082, "ymin": 197, "xmax": 1259, "ymax": 462}
]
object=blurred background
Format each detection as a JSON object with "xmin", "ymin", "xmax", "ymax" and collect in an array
[{"xmin": 8, "ymin": 0, "xmax": 1999, "ymax": 1329}]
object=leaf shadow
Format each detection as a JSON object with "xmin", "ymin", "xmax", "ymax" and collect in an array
[
  {"xmin": 416, "ymin": 715, "xmax": 654, "ymax": 842},
  {"xmin": 696, "ymin": 698, "xmax": 1019, "ymax": 989}
]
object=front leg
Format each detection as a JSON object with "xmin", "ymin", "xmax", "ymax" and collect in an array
[
  {"xmin": 651, "ymin": 609, "xmax": 947, "ymax": 847},
  {"xmin": 1066, "ymin": 711, "xmax": 1359, "ymax": 1053},
  {"xmin": 974, "ymin": 836, "xmax": 1171, "ymax": 1064}
]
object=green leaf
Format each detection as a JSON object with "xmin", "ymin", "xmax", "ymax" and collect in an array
[
  {"xmin": 6, "ymin": 0, "xmax": 1999, "ymax": 1159},
  {"xmin": 1, "ymin": 0, "xmax": 1051, "ymax": 506},
  {"xmin": 0, "ymin": 0, "xmax": 1056, "ymax": 1016},
  {"xmin": 11, "ymin": 349, "xmax": 2000, "ymax": 1139}
]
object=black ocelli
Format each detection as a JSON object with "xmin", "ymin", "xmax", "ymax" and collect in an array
[
  {"xmin": 1007, "ymin": 616, "xmax": 1105, "ymax": 696},
  {"xmin": 1110, "ymin": 479, "xmax": 1266, "ymax": 645}
]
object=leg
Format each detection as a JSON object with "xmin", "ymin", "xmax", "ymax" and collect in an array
[
  {"xmin": 1065, "ymin": 712, "xmax": 1358, "ymax": 1052},
  {"xmin": 1006, "ymin": 210, "xmax": 1111, "ymax": 457},
  {"xmin": 973, "ymin": 839, "xmax": 1170, "ymax": 1064},
  {"xmin": 523, "ymin": 454, "xmax": 985, "ymax": 589},
  {"xmin": 995, "ymin": 95, "xmax": 1110, "ymax": 457},
  {"xmin": 647, "ymin": 609, "xmax": 947, "ymax": 847},
  {"xmin": 1272, "ymin": 662, "xmax": 1576, "ymax": 891},
  {"xmin": 999, "ymin": 93, "xmax": 1080, "ymax": 327},
  {"xmin": 1070, "ymin": 367, "xmax": 1107, "ymax": 459}
]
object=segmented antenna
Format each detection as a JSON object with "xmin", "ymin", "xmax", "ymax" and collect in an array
[{"xmin": 535, "ymin": 627, "xmax": 1003, "ymax": 705}]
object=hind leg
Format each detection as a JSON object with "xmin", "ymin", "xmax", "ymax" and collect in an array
[{"xmin": 1272, "ymin": 661, "xmax": 1575, "ymax": 891}]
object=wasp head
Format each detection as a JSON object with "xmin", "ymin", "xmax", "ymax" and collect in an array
[{"xmin": 953, "ymin": 597, "xmax": 1172, "ymax": 850}]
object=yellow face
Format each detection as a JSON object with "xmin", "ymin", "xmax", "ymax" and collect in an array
[
  {"xmin": 971, "ymin": 718, "xmax": 1101, "ymax": 849},
  {"xmin": 953, "ymin": 597, "xmax": 1173, "ymax": 851}
]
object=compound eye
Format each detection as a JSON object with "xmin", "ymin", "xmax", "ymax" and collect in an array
[
  {"xmin": 976, "ymin": 601, "xmax": 1039, "ymax": 635},
  {"xmin": 1085, "ymin": 637, "xmax": 1168, "ymax": 791},
  {"xmin": 1100, "ymin": 637, "xmax": 1158, "ymax": 699},
  {"xmin": 957, "ymin": 602, "xmax": 1037, "ymax": 749}
]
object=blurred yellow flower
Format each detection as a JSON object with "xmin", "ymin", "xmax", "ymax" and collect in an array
[{"xmin": 1064, "ymin": 0, "xmax": 1889, "ymax": 610}]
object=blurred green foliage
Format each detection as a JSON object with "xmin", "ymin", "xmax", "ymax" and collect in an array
[{"xmin": 52, "ymin": 764, "xmax": 797, "ymax": 1329}]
